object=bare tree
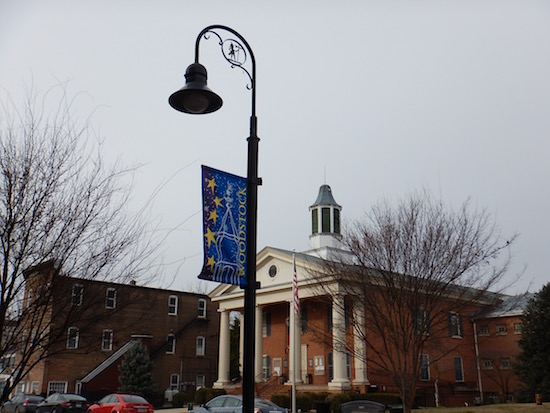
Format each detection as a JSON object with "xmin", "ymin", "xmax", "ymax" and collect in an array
[
  {"xmin": 0, "ymin": 85, "xmax": 160, "ymax": 401},
  {"xmin": 311, "ymin": 190, "xmax": 516, "ymax": 413}
]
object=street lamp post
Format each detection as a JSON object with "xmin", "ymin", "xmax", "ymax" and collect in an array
[{"xmin": 168, "ymin": 25, "xmax": 259, "ymax": 413}]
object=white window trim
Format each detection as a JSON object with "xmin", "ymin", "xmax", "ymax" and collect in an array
[
  {"xmin": 102, "ymin": 329, "xmax": 113, "ymax": 351},
  {"xmin": 67, "ymin": 327, "xmax": 79, "ymax": 349},
  {"xmin": 166, "ymin": 334, "xmax": 176, "ymax": 354},
  {"xmin": 168, "ymin": 295, "xmax": 178, "ymax": 315},
  {"xmin": 454, "ymin": 356, "xmax": 465, "ymax": 382},
  {"xmin": 449, "ymin": 311, "xmax": 463, "ymax": 338},
  {"xmin": 72, "ymin": 284, "xmax": 84, "ymax": 306},
  {"xmin": 196, "ymin": 336, "xmax": 205, "ymax": 356},
  {"xmin": 170, "ymin": 373, "xmax": 180, "ymax": 390},
  {"xmin": 420, "ymin": 354, "xmax": 430, "ymax": 381},
  {"xmin": 105, "ymin": 288, "xmax": 117, "ymax": 309},
  {"xmin": 196, "ymin": 375, "xmax": 205, "ymax": 390},
  {"xmin": 198, "ymin": 298, "xmax": 207, "ymax": 318},
  {"xmin": 48, "ymin": 381, "xmax": 68, "ymax": 395}
]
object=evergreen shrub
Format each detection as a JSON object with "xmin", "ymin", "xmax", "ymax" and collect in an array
[{"xmin": 172, "ymin": 392, "xmax": 188, "ymax": 407}]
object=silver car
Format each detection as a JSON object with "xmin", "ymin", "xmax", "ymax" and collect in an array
[{"xmin": 192, "ymin": 395, "xmax": 286, "ymax": 413}]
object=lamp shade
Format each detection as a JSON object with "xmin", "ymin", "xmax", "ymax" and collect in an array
[{"xmin": 169, "ymin": 63, "xmax": 223, "ymax": 114}]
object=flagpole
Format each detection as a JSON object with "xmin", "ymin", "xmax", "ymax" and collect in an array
[{"xmin": 291, "ymin": 252, "xmax": 298, "ymax": 413}]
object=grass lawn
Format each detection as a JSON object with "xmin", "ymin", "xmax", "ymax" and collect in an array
[{"xmin": 413, "ymin": 403, "xmax": 550, "ymax": 413}]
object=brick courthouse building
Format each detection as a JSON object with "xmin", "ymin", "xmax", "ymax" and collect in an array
[{"xmin": 209, "ymin": 184, "xmax": 526, "ymax": 407}]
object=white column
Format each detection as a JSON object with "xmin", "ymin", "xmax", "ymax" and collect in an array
[
  {"xmin": 213, "ymin": 308, "xmax": 231, "ymax": 388},
  {"xmin": 239, "ymin": 312, "xmax": 244, "ymax": 380},
  {"xmin": 352, "ymin": 300, "xmax": 369, "ymax": 386},
  {"xmin": 255, "ymin": 305, "xmax": 263, "ymax": 382},
  {"xmin": 288, "ymin": 300, "xmax": 303, "ymax": 384},
  {"xmin": 329, "ymin": 293, "xmax": 351, "ymax": 390}
]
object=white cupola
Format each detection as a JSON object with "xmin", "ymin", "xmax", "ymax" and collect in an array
[{"xmin": 309, "ymin": 184, "xmax": 342, "ymax": 250}]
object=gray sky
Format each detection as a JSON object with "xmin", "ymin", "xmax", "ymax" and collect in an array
[{"xmin": 1, "ymin": 1, "xmax": 548, "ymax": 294}]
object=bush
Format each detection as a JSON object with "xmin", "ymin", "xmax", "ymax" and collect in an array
[
  {"xmin": 194, "ymin": 388, "xmax": 226, "ymax": 405},
  {"xmin": 271, "ymin": 392, "xmax": 330, "ymax": 411},
  {"xmin": 271, "ymin": 394, "xmax": 290, "ymax": 408},
  {"xmin": 172, "ymin": 392, "xmax": 189, "ymax": 408},
  {"xmin": 327, "ymin": 392, "xmax": 401, "ymax": 411}
]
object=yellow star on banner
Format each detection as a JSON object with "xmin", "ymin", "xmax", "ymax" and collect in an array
[
  {"xmin": 206, "ymin": 255, "xmax": 216, "ymax": 270},
  {"xmin": 208, "ymin": 209, "xmax": 219, "ymax": 224},
  {"xmin": 214, "ymin": 196, "xmax": 223, "ymax": 208},
  {"xmin": 207, "ymin": 178, "xmax": 217, "ymax": 194},
  {"xmin": 204, "ymin": 227, "xmax": 216, "ymax": 248}
]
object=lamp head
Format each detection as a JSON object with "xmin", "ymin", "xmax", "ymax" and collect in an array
[{"xmin": 169, "ymin": 63, "xmax": 223, "ymax": 114}]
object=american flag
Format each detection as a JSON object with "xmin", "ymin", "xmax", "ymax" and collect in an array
[{"xmin": 293, "ymin": 254, "xmax": 299, "ymax": 315}]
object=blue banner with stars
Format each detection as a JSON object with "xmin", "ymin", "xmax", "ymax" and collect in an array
[{"xmin": 198, "ymin": 165, "xmax": 248, "ymax": 286}]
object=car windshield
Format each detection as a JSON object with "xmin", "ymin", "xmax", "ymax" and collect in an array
[
  {"xmin": 121, "ymin": 396, "xmax": 148, "ymax": 404},
  {"xmin": 27, "ymin": 396, "xmax": 44, "ymax": 402}
]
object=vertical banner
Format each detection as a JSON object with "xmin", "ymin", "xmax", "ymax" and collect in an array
[{"xmin": 198, "ymin": 165, "xmax": 248, "ymax": 286}]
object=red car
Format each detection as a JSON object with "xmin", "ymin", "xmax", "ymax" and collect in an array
[{"xmin": 86, "ymin": 395, "xmax": 152, "ymax": 413}]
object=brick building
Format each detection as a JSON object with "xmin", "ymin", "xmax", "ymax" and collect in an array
[
  {"xmin": 209, "ymin": 184, "xmax": 527, "ymax": 407},
  {"xmin": 16, "ymin": 262, "xmax": 218, "ymax": 402}
]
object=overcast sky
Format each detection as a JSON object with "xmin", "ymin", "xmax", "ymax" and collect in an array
[{"xmin": 1, "ymin": 1, "xmax": 548, "ymax": 294}]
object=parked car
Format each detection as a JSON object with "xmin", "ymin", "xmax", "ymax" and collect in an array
[
  {"xmin": 191, "ymin": 395, "xmax": 286, "ymax": 413},
  {"xmin": 35, "ymin": 394, "xmax": 89, "ymax": 413},
  {"xmin": 1, "ymin": 394, "xmax": 45, "ymax": 413},
  {"xmin": 86, "ymin": 394, "xmax": 153, "ymax": 413}
]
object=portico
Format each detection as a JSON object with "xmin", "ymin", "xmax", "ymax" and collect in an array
[{"xmin": 210, "ymin": 185, "xmax": 369, "ymax": 392}]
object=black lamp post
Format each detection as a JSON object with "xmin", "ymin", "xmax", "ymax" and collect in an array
[{"xmin": 168, "ymin": 25, "xmax": 259, "ymax": 413}]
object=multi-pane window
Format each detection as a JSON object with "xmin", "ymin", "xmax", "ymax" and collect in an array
[
  {"xmin": 168, "ymin": 295, "xmax": 178, "ymax": 315},
  {"xmin": 105, "ymin": 288, "xmax": 117, "ymax": 309},
  {"xmin": 198, "ymin": 298, "xmax": 207, "ymax": 318},
  {"xmin": 196, "ymin": 375, "xmax": 205, "ymax": 390},
  {"xmin": 482, "ymin": 359, "xmax": 493, "ymax": 370},
  {"xmin": 454, "ymin": 357, "xmax": 464, "ymax": 382},
  {"xmin": 514, "ymin": 323, "xmax": 522, "ymax": 334},
  {"xmin": 166, "ymin": 334, "xmax": 176, "ymax": 354},
  {"xmin": 478, "ymin": 325, "xmax": 489, "ymax": 336},
  {"xmin": 500, "ymin": 358, "xmax": 511, "ymax": 369},
  {"xmin": 67, "ymin": 327, "xmax": 79, "ymax": 349},
  {"xmin": 196, "ymin": 336, "xmax": 205, "ymax": 356},
  {"xmin": 415, "ymin": 308, "xmax": 430, "ymax": 335},
  {"xmin": 48, "ymin": 382, "xmax": 68, "ymax": 395},
  {"xmin": 499, "ymin": 324, "xmax": 508, "ymax": 334},
  {"xmin": 72, "ymin": 285, "xmax": 84, "ymax": 306},
  {"xmin": 496, "ymin": 324, "xmax": 508, "ymax": 335},
  {"xmin": 448, "ymin": 312, "xmax": 463, "ymax": 338},
  {"xmin": 102, "ymin": 330, "xmax": 113, "ymax": 351},
  {"xmin": 420, "ymin": 354, "xmax": 430, "ymax": 380},
  {"xmin": 314, "ymin": 355, "xmax": 325, "ymax": 375},
  {"xmin": 273, "ymin": 358, "xmax": 282, "ymax": 377},
  {"xmin": 170, "ymin": 374, "xmax": 179, "ymax": 390}
]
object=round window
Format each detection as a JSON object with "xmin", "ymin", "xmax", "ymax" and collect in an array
[{"xmin": 268, "ymin": 265, "xmax": 277, "ymax": 278}]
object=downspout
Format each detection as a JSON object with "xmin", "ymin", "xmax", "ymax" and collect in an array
[{"xmin": 472, "ymin": 319, "xmax": 484, "ymax": 404}]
